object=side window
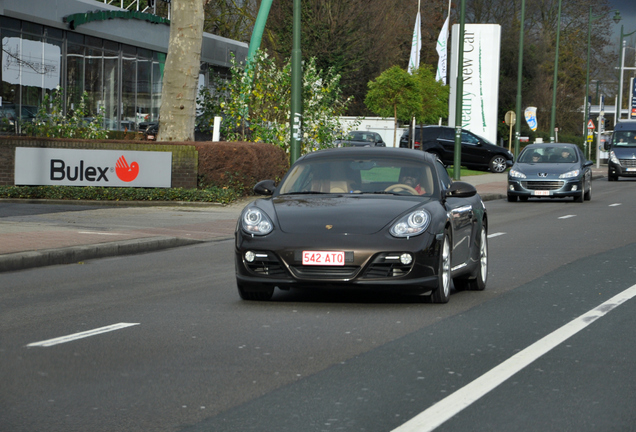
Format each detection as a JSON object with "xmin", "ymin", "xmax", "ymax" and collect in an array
[
  {"xmin": 461, "ymin": 131, "xmax": 480, "ymax": 145},
  {"xmin": 440, "ymin": 128, "xmax": 454, "ymax": 140}
]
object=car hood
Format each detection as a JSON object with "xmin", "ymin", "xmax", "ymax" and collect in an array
[
  {"xmin": 270, "ymin": 195, "xmax": 427, "ymax": 234},
  {"xmin": 611, "ymin": 146, "xmax": 636, "ymax": 159},
  {"xmin": 512, "ymin": 162, "xmax": 580, "ymax": 178}
]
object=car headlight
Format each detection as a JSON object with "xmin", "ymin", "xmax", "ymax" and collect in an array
[
  {"xmin": 509, "ymin": 169, "xmax": 526, "ymax": 179},
  {"xmin": 610, "ymin": 151, "xmax": 620, "ymax": 165},
  {"xmin": 390, "ymin": 210, "xmax": 431, "ymax": 238},
  {"xmin": 241, "ymin": 207, "xmax": 274, "ymax": 235},
  {"xmin": 559, "ymin": 170, "xmax": 580, "ymax": 179}
]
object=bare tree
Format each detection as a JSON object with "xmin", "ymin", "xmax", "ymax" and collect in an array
[{"xmin": 157, "ymin": 0, "xmax": 206, "ymax": 141}]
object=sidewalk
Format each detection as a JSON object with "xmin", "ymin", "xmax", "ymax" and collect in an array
[{"xmin": 0, "ymin": 166, "xmax": 606, "ymax": 273}]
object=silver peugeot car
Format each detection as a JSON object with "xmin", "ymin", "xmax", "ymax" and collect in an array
[{"xmin": 507, "ymin": 143, "xmax": 593, "ymax": 202}]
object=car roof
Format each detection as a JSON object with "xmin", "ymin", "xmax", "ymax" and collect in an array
[
  {"xmin": 522, "ymin": 143, "xmax": 578, "ymax": 150},
  {"xmin": 299, "ymin": 147, "xmax": 436, "ymax": 163},
  {"xmin": 614, "ymin": 121, "xmax": 636, "ymax": 131}
]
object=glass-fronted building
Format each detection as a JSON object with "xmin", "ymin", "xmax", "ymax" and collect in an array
[{"xmin": 0, "ymin": 0, "xmax": 247, "ymax": 132}]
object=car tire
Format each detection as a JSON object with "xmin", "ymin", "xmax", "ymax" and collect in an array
[
  {"xmin": 237, "ymin": 282, "xmax": 274, "ymax": 301},
  {"xmin": 507, "ymin": 194, "xmax": 517, "ymax": 202},
  {"xmin": 489, "ymin": 155, "xmax": 508, "ymax": 173},
  {"xmin": 431, "ymin": 229, "xmax": 451, "ymax": 304},
  {"xmin": 454, "ymin": 224, "xmax": 488, "ymax": 292},
  {"xmin": 608, "ymin": 173, "xmax": 618, "ymax": 181},
  {"xmin": 584, "ymin": 179, "xmax": 592, "ymax": 201}
]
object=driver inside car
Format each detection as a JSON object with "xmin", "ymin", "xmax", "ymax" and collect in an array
[{"xmin": 398, "ymin": 167, "xmax": 426, "ymax": 195}]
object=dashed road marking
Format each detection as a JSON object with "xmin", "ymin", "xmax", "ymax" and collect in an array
[
  {"xmin": 558, "ymin": 215, "xmax": 576, "ymax": 219},
  {"xmin": 26, "ymin": 323, "xmax": 140, "ymax": 347},
  {"xmin": 487, "ymin": 232, "xmax": 506, "ymax": 239},
  {"xmin": 609, "ymin": 203, "xmax": 622, "ymax": 207}
]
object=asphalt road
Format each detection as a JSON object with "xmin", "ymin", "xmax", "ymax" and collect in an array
[{"xmin": 2, "ymin": 178, "xmax": 636, "ymax": 432}]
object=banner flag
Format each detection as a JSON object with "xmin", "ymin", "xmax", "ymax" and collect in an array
[
  {"xmin": 408, "ymin": 11, "xmax": 421, "ymax": 74},
  {"xmin": 525, "ymin": 107, "xmax": 538, "ymax": 131},
  {"xmin": 435, "ymin": 17, "xmax": 449, "ymax": 84}
]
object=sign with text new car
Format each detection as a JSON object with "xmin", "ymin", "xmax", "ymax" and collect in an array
[{"xmin": 448, "ymin": 24, "xmax": 501, "ymax": 145}]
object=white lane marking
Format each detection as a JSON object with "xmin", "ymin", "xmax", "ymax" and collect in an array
[
  {"xmin": 487, "ymin": 232, "xmax": 506, "ymax": 239},
  {"xmin": 392, "ymin": 283, "xmax": 636, "ymax": 432},
  {"xmin": 558, "ymin": 215, "xmax": 576, "ymax": 219},
  {"xmin": 78, "ymin": 231, "xmax": 125, "ymax": 236},
  {"xmin": 609, "ymin": 203, "xmax": 622, "ymax": 207},
  {"xmin": 26, "ymin": 323, "xmax": 140, "ymax": 347}
]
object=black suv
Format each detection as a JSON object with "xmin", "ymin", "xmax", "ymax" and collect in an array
[{"xmin": 400, "ymin": 125, "xmax": 513, "ymax": 173}]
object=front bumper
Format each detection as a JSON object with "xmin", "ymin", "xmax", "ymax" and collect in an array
[
  {"xmin": 608, "ymin": 160, "xmax": 636, "ymax": 178},
  {"xmin": 235, "ymin": 230, "xmax": 443, "ymax": 293},
  {"xmin": 507, "ymin": 178, "xmax": 584, "ymax": 199}
]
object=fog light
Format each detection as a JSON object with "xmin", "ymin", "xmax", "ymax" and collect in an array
[
  {"xmin": 509, "ymin": 184, "xmax": 514, "ymax": 191},
  {"xmin": 400, "ymin": 253, "xmax": 413, "ymax": 265},
  {"xmin": 572, "ymin": 185, "xmax": 578, "ymax": 191},
  {"xmin": 245, "ymin": 251, "xmax": 255, "ymax": 262}
]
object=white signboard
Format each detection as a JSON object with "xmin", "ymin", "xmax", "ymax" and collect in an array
[
  {"xmin": 15, "ymin": 148, "xmax": 172, "ymax": 188},
  {"xmin": 448, "ymin": 24, "xmax": 501, "ymax": 144}
]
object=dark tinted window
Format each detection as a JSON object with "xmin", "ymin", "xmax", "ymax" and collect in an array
[{"xmin": 440, "ymin": 128, "xmax": 454, "ymax": 140}]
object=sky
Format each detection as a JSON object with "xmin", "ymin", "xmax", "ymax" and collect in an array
[{"xmin": 609, "ymin": 0, "xmax": 636, "ymax": 44}]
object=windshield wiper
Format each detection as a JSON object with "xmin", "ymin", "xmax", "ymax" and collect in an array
[{"xmin": 281, "ymin": 191, "xmax": 329, "ymax": 195}]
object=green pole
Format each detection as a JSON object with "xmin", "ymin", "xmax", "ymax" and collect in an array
[
  {"xmin": 514, "ymin": 0, "xmax": 526, "ymax": 159},
  {"xmin": 246, "ymin": 0, "xmax": 273, "ymax": 63},
  {"xmin": 290, "ymin": 0, "xmax": 302, "ymax": 164},
  {"xmin": 453, "ymin": 0, "xmax": 466, "ymax": 181},
  {"xmin": 549, "ymin": 0, "xmax": 562, "ymax": 143}
]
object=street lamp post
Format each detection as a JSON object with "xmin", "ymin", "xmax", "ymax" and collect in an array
[
  {"xmin": 584, "ymin": 7, "xmax": 620, "ymax": 156},
  {"xmin": 549, "ymin": 0, "xmax": 562, "ymax": 143},
  {"xmin": 514, "ymin": 0, "xmax": 526, "ymax": 159},
  {"xmin": 617, "ymin": 25, "xmax": 636, "ymax": 124}
]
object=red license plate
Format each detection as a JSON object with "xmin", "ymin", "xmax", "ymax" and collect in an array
[
  {"xmin": 533, "ymin": 190, "xmax": 550, "ymax": 196},
  {"xmin": 302, "ymin": 251, "xmax": 345, "ymax": 266}
]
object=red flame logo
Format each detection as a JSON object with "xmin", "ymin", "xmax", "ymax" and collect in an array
[{"xmin": 115, "ymin": 156, "xmax": 139, "ymax": 182}]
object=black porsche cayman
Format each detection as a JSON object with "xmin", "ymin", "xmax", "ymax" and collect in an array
[{"xmin": 235, "ymin": 147, "xmax": 488, "ymax": 303}]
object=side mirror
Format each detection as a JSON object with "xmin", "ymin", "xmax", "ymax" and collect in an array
[
  {"xmin": 444, "ymin": 181, "xmax": 477, "ymax": 199},
  {"xmin": 254, "ymin": 179, "xmax": 276, "ymax": 196},
  {"xmin": 506, "ymin": 159, "xmax": 514, "ymax": 167},
  {"xmin": 584, "ymin": 160, "xmax": 594, "ymax": 168},
  {"xmin": 602, "ymin": 142, "xmax": 611, "ymax": 151}
]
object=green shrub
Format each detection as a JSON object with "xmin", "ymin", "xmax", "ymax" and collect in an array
[{"xmin": 0, "ymin": 185, "xmax": 240, "ymax": 204}]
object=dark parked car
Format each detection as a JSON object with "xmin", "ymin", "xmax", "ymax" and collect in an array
[
  {"xmin": 507, "ymin": 143, "xmax": 593, "ymax": 202},
  {"xmin": 605, "ymin": 120, "xmax": 636, "ymax": 181},
  {"xmin": 336, "ymin": 131, "xmax": 386, "ymax": 147},
  {"xmin": 144, "ymin": 114, "xmax": 216, "ymax": 141},
  {"xmin": 400, "ymin": 125, "xmax": 513, "ymax": 173},
  {"xmin": 235, "ymin": 147, "xmax": 488, "ymax": 303}
]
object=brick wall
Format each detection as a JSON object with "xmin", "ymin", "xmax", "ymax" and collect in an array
[{"xmin": 0, "ymin": 137, "xmax": 198, "ymax": 188}]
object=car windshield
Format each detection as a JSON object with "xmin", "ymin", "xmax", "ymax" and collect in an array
[
  {"xmin": 277, "ymin": 156, "xmax": 438, "ymax": 197},
  {"xmin": 612, "ymin": 131, "xmax": 636, "ymax": 147},
  {"xmin": 518, "ymin": 146, "xmax": 579, "ymax": 163}
]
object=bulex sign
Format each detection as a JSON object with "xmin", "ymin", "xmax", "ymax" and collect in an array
[{"xmin": 15, "ymin": 148, "xmax": 172, "ymax": 188}]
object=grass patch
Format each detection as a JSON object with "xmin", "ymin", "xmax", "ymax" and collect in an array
[{"xmin": 446, "ymin": 166, "xmax": 491, "ymax": 177}]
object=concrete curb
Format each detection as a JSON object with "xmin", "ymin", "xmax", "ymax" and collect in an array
[{"xmin": 0, "ymin": 236, "xmax": 209, "ymax": 273}]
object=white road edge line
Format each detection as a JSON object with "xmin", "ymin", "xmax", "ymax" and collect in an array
[
  {"xmin": 558, "ymin": 215, "xmax": 576, "ymax": 219},
  {"xmin": 77, "ymin": 231, "xmax": 125, "ymax": 236},
  {"xmin": 487, "ymin": 232, "xmax": 506, "ymax": 239},
  {"xmin": 26, "ymin": 323, "xmax": 140, "ymax": 347},
  {"xmin": 392, "ymin": 283, "xmax": 636, "ymax": 432}
]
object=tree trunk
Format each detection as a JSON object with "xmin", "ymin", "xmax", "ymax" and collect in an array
[{"xmin": 158, "ymin": 0, "xmax": 206, "ymax": 142}]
